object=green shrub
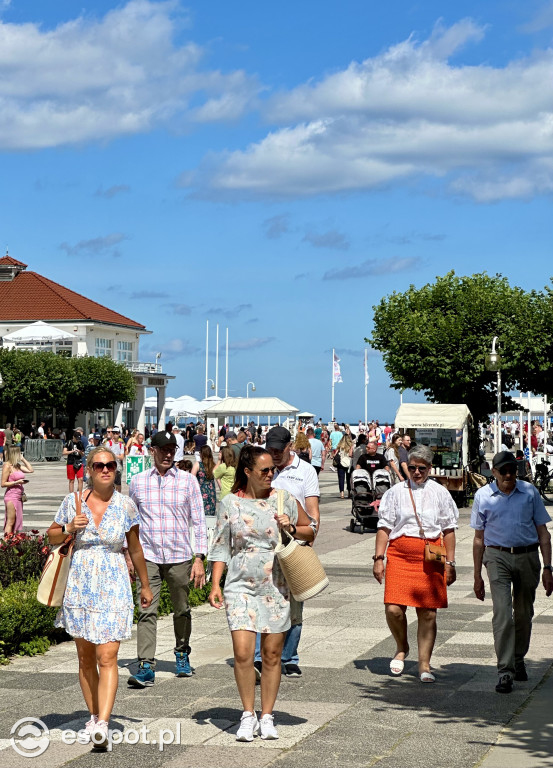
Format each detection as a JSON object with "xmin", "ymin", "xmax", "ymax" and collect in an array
[
  {"xmin": 0, "ymin": 531, "xmax": 49, "ymax": 588},
  {"xmin": 0, "ymin": 578, "xmax": 67, "ymax": 662}
]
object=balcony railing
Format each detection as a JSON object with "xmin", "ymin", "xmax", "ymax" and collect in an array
[{"xmin": 123, "ymin": 361, "xmax": 163, "ymax": 373}]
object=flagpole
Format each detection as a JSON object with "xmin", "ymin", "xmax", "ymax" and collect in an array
[
  {"xmin": 331, "ymin": 348, "xmax": 335, "ymax": 423},
  {"xmin": 364, "ymin": 348, "xmax": 368, "ymax": 428},
  {"xmin": 205, "ymin": 320, "xmax": 209, "ymax": 399}
]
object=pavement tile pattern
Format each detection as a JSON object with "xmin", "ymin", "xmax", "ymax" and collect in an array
[{"xmin": 0, "ymin": 462, "xmax": 552, "ymax": 767}]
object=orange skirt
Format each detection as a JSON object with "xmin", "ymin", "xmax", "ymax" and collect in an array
[{"xmin": 384, "ymin": 536, "xmax": 447, "ymax": 609}]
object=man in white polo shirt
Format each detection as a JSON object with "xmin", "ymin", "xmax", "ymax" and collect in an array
[{"xmin": 254, "ymin": 426, "xmax": 320, "ymax": 678}]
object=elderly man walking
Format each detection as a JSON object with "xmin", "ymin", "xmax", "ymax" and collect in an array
[
  {"xmin": 127, "ymin": 430, "xmax": 208, "ymax": 687},
  {"xmin": 472, "ymin": 451, "xmax": 553, "ymax": 693}
]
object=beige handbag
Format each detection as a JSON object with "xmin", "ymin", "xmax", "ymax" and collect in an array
[
  {"xmin": 37, "ymin": 492, "xmax": 79, "ymax": 607},
  {"xmin": 274, "ymin": 490, "xmax": 329, "ymax": 602}
]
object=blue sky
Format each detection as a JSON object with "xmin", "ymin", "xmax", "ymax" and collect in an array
[{"xmin": 1, "ymin": 0, "xmax": 552, "ymax": 422}]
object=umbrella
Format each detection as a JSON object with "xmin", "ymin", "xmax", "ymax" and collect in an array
[{"xmin": 3, "ymin": 321, "xmax": 75, "ymax": 343}]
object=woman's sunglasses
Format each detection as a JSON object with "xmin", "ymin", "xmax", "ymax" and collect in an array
[
  {"xmin": 92, "ymin": 461, "xmax": 118, "ymax": 472},
  {"xmin": 259, "ymin": 466, "xmax": 277, "ymax": 475}
]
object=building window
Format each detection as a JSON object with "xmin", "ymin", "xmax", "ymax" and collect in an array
[
  {"xmin": 95, "ymin": 338, "xmax": 112, "ymax": 358},
  {"xmin": 117, "ymin": 340, "xmax": 133, "ymax": 362}
]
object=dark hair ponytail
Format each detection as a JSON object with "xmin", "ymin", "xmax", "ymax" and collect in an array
[{"xmin": 231, "ymin": 445, "xmax": 270, "ymax": 493}]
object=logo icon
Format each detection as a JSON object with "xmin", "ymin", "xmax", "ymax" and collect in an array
[{"xmin": 10, "ymin": 718, "xmax": 50, "ymax": 758}]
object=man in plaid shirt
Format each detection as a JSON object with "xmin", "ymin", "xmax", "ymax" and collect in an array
[{"xmin": 127, "ymin": 430, "xmax": 208, "ymax": 687}]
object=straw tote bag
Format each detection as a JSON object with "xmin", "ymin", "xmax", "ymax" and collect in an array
[
  {"xmin": 274, "ymin": 490, "xmax": 329, "ymax": 602},
  {"xmin": 37, "ymin": 492, "xmax": 80, "ymax": 607}
]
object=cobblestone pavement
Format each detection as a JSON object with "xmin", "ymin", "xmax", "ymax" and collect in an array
[{"xmin": 1, "ymin": 463, "xmax": 552, "ymax": 767}]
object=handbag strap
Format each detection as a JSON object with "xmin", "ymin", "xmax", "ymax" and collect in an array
[{"xmin": 407, "ymin": 485, "xmax": 427, "ymax": 541}]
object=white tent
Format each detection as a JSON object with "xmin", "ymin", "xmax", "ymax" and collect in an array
[
  {"xmin": 297, "ymin": 411, "xmax": 315, "ymax": 419},
  {"xmin": 395, "ymin": 403, "xmax": 472, "ymax": 430},
  {"xmin": 3, "ymin": 321, "xmax": 75, "ymax": 343},
  {"xmin": 203, "ymin": 397, "xmax": 299, "ymax": 418}
]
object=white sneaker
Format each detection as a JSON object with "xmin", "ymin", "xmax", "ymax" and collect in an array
[
  {"xmin": 83, "ymin": 715, "xmax": 98, "ymax": 741},
  {"xmin": 91, "ymin": 720, "xmax": 109, "ymax": 749},
  {"xmin": 259, "ymin": 713, "xmax": 279, "ymax": 740},
  {"xmin": 236, "ymin": 711, "xmax": 259, "ymax": 742}
]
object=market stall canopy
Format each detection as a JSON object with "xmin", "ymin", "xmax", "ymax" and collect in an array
[
  {"xmin": 297, "ymin": 411, "xmax": 315, "ymax": 418},
  {"xmin": 203, "ymin": 397, "xmax": 299, "ymax": 417},
  {"xmin": 395, "ymin": 403, "xmax": 472, "ymax": 430},
  {"xmin": 3, "ymin": 320, "xmax": 75, "ymax": 342}
]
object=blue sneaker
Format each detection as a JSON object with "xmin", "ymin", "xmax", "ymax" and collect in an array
[
  {"xmin": 128, "ymin": 662, "xmax": 155, "ymax": 688},
  {"xmin": 175, "ymin": 651, "xmax": 192, "ymax": 677}
]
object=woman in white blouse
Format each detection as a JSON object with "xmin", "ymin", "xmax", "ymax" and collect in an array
[{"xmin": 372, "ymin": 444, "xmax": 458, "ymax": 683}]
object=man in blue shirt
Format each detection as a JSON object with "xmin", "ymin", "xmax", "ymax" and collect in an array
[
  {"xmin": 471, "ymin": 451, "xmax": 553, "ymax": 693},
  {"xmin": 306, "ymin": 427, "xmax": 325, "ymax": 475}
]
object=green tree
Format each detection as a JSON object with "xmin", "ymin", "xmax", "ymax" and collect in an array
[
  {"xmin": 0, "ymin": 349, "xmax": 77, "ymax": 421},
  {"xmin": 65, "ymin": 356, "xmax": 136, "ymax": 429},
  {"xmin": 368, "ymin": 272, "xmax": 553, "ymax": 433}
]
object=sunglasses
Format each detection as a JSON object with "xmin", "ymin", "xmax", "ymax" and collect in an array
[
  {"xmin": 259, "ymin": 466, "xmax": 277, "ymax": 475},
  {"xmin": 408, "ymin": 465, "xmax": 429, "ymax": 473},
  {"xmin": 92, "ymin": 461, "xmax": 118, "ymax": 472},
  {"xmin": 498, "ymin": 465, "xmax": 517, "ymax": 476}
]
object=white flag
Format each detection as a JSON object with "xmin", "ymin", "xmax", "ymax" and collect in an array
[{"xmin": 333, "ymin": 352, "xmax": 343, "ymax": 383}]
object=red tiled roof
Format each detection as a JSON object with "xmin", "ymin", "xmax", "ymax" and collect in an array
[
  {"xmin": 0, "ymin": 271, "xmax": 145, "ymax": 329},
  {"xmin": 0, "ymin": 255, "xmax": 27, "ymax": 267}
]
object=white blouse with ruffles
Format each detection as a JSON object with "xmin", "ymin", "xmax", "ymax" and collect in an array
[{"xmin": 377, "ymin": 479, "xmax": 459, "ymax": 541}]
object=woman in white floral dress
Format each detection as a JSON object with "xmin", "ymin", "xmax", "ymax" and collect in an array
[
  {"xmin": 209, "ymin": 445, "xmax": 314, "ymax": 742},
  {"xmin": 47, "ymin": 448, "xmax": 153, "ymax": 749}
]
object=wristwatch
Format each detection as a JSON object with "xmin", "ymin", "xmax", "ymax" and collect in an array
[
  {"xmin": 543, "ymin": 564, "xmax": 553, "ymax": 572},
  {"xmin": 372, "ymin": 554, "xmax": 385, "ymax": 562},
  {"xmin": 288, "ymin": 523, "xmax": 297, "ymax": 537},
  {"xmin": 196, "ymin": 554, "xmax": 206, "ymax": 561},
  {"xmin": 445, "ymin": 560, "xmax": 456, "ymax": 567},
  {"xmin": 61, "ymin": 525, "xmax": 66, "ymax": 534}
]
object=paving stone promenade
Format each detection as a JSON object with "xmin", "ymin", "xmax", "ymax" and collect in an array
[{"xmin": 0, "ymin": 461, "xmax": 552, "ymax": 767}]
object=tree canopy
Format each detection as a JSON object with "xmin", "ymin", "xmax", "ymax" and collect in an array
[
  {"xmin": 0, "ymin": 350, "xmax": 136, "ymax": 426},
  {"xmin": 368, "ymin": 272, "xmax": 553, "ymax": 427}
]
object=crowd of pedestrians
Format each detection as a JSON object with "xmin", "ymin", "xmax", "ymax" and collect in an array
[{"xmin": 2, "ymin": 412, "xmax": 552, "ymax": 749}]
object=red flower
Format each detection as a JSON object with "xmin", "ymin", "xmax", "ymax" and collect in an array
[
  {"xmin": 41, "ymin": 546, "xmax": 50, "ymax": 555},
  {"xmin": 31, "ymin": 529, "xmax": 39, "ymax": 535}
]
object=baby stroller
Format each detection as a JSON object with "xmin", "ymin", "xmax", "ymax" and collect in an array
[{"xmin": 349, "ymin": 468, "xmax": 392, "ymax": 533}]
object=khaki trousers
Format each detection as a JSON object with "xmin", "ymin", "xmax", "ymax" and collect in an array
[
  {"xmin": 135, "ymin": 559, "xmax": 192, "ymax": 667},
  {"xmin": 483, "ymin": 547, "xmax": 541, "ymax": 676}
]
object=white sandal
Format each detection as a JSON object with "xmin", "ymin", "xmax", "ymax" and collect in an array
[
  {"xmin": 420, "ymin": 671, "xmax": 436, "ymax": 683},
  {"xmin": 390, "ymin": 652, "xmax": 409, "ymax": 676}
]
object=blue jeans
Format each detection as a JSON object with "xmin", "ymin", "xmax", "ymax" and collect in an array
[{"xmin": 254, "ymin": 624, "xmax": 302, "ymax": 665}]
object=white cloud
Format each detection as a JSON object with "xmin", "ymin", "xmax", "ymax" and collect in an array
[
  {"xmin": 60, "ymin": 232, "xmax": 127, "ymax": 257},
  {"xmin": 0, "ymin": 0, "xmax": 259, "ymax": 149},
  {"xmin": 187, "ymin": 19, "xmax": 553, "ymax": 202},
  {"xmin": 520, "ymin": 1, "xmax": 553, "ymax": 33}
]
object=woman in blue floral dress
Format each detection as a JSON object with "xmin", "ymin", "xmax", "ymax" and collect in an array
[
  {"xmin": 47, "ymin": 447, "xmax": 152, "ymax": 749},
  {"xmin": 209, "ymin": 445, "xmax": 315, "ymax": 742},
  {"xmin": 192, "ymin": 445, "xmax": 217, "ymax": 515}
]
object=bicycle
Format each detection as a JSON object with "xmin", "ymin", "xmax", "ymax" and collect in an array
[{"xmin": 533, "ymin": 459, "xmax": 553, "ymax": 502}]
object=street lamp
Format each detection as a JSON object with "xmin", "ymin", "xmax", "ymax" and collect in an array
[
  {"xmin": 485, "ymin": 336, "xmax": 502, "ymax": 454},
  {"xmin": 206, "ymin": 378, "xmax": 216, "ymax": 393},
  {"xmin": 245, "ymin": 381, "xmax": 256, "ymax": 427}
]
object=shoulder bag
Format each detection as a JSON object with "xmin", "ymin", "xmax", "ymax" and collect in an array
[
  {"xmin": 407, "ymin": 485, "xmax": 446, "ymax": 566},
  {"xmin": 274, "ymin": 490, "xmax": 329, "ymax": 601},
  {"xmin": 37, "ymin": 491, "xmax": 80, "ymax": 607}
]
